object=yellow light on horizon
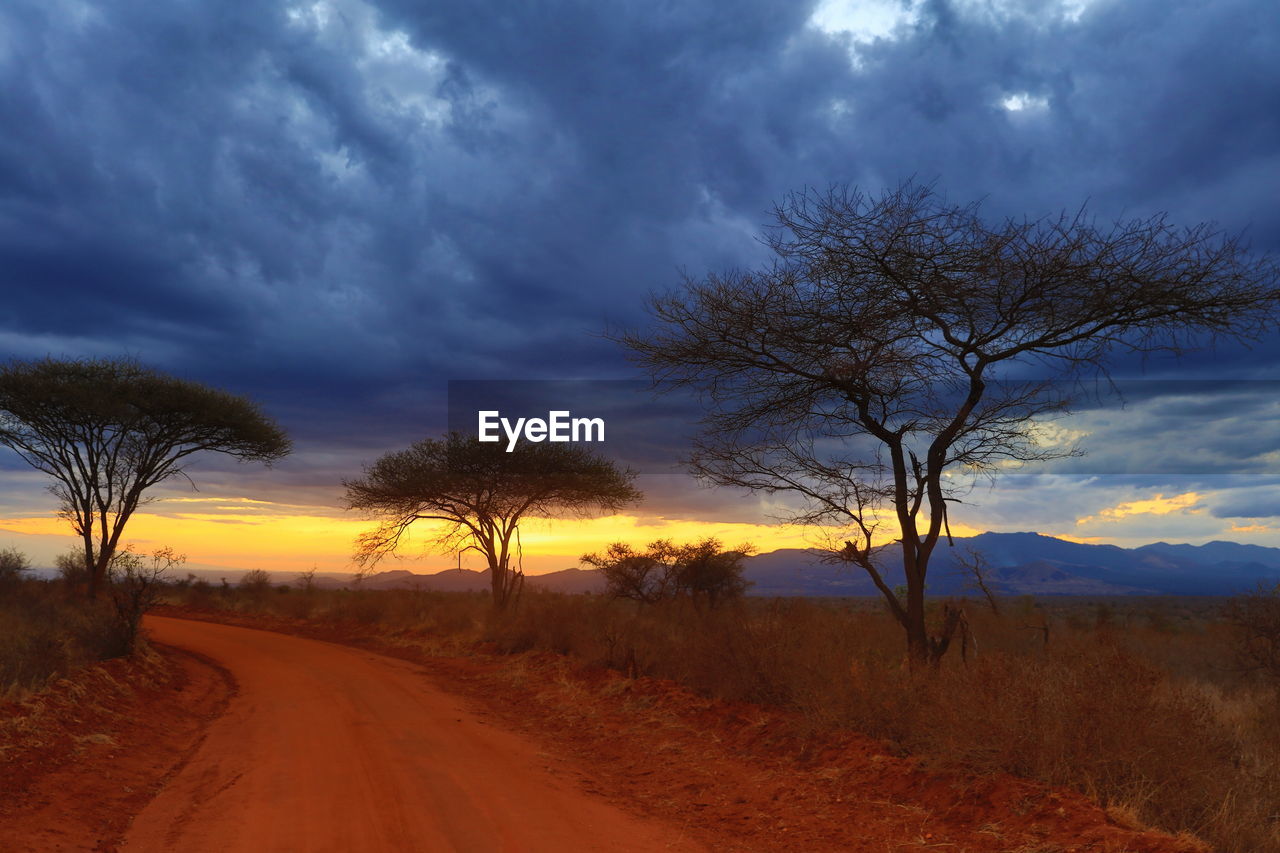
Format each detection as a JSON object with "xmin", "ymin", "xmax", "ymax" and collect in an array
[
  {"xmin": 0, "ymin": 496, "xmax": 989, "ymax": 577},
  {"xmin": 0, "ymin": 504, "xmax": 837, "ymax": 576},
  {"xmin": 1075, "ymin": 492, "xmax": 1204, "ymax": 528}
]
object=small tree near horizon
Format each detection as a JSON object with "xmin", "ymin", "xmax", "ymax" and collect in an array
[
  {"xmin": 239, "ymin": 568, "xmax": 273, "ymax": 595},
  {"xmin": 621, "ymin": 180, "xmax": 1280, "ymax": 666},
  {"xmin": 0, "ymin": 546, "xmax": 30, "ymax": 585},
  {"xmin": 108, "ymin": 546, "xmax": 184, "ymax": 653},
  {"xmin": 55, "ymin": 548, "xmax": 89, "ymax": 588},
  {"xmin": 345, "ymin": 432, "xmax": 642, "ymax": 610},
  {"xmin": 0, "ymin": 358, "xmax": 291, "ymax": 599},
  {"xmin": 582, "ymin": 541, "xmax": 671, "ymax": 604},
  {"xmin": 583, "ymin": 537, "xmax": 753, "ymax": 609}
]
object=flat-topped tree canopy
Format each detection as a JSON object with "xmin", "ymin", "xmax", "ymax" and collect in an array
[
  {"xmin": 0, "ymin": 357, "xmax": 291, "ymax": 598},
  {"xmin": 345, "ymin": 431, "xmax": 642, "ymax": 610}
]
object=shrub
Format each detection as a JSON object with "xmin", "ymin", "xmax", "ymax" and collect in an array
[
  {"xmin": 238, "ymin": 568, "xmax": 273, "ymax": 594},
  {"xmin": 582, "ymin": 538, "xmax": 753, "ymax": 609},
  {"xmin": 54, "ymin": 548, "xmax": 90, "ymax": 588},
  {"xmin": 0, "ymin": 546, "xmax": 30, "ymax": 584},
  {"xmin": 0, "ymin": 581, "xmax": 123, "ymax": 693},
  {"xmin": 107, "ymin": 547, "xmax": 183, "ymax": 653},
  {"xmin": 1223, "ymin": 582, "xmax": 1280, "ymax": 684}
]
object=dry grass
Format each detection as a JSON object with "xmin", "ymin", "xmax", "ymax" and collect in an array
[
  {"xmin": 0, "ymin": 579, "xmax": 132, "ymax": 695},
  {"xmin": 171, "ymin": 584, "xmax": 1280, "ymax": 852}
]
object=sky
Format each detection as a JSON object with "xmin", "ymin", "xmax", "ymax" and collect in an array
[{"xmin": 1, "ymin": 0, "xmax": 1279, "ymax": 576}]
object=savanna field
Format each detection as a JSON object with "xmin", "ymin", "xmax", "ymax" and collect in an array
[{"xmin": 7, "ymin": 563, "xmax": 1274, "ymax": 852}]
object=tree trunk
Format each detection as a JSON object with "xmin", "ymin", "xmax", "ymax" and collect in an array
[
  {"xmin": 490, "ymin": 560, "xmax": 508, "ymax": 610},
  {"xmin": 906, "ymin": 617, "xmax": 930, "ymax": 667},
  {"xmin": 86, "ymin": 543, "xmax": 108, "ymax": 600},
  {"xmin": 91, "ymin": 556, "xmax": 110, "ymax": 600},
  {"xmin": 904, "ymin": 548, "xmax": 930, "ymax": 666}
]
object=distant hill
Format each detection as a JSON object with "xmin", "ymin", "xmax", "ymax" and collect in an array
[
  {"xmin": 324, "ymin": 565, "xmax": 607, "ymax": 595},
  {"xmin": 299, "ymin": 532, "xmax": 1280, "ymax": 597},
  {"xmin": 744, "ymin": 532, "xmax": 1280, "ymax": 597}
]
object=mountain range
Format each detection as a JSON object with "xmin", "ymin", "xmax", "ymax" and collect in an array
[{"xmin": 331, "ymin": 532, "xmax": 1280, "ymax": 597}]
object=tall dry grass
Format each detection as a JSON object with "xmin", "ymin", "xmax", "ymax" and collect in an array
[
  {"xmin": 0, "ymin": 578, "xmax": 132, "ymax": 694},
  {"xmin": 175, "ymin": 584, "xmax": 1280, "ymax": 851}
]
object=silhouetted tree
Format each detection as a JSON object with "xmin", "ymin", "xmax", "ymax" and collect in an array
[
  {"xmin": 238, "ymin": 568, "xmax": 273, "ymax": 595},
  {"xmin": 0, "ymin": 545, "xmax": 28, "ymax": 578},
  {"xmin": 671, "ymin": 538, "xmax": 754, "ymax": 609},
  {"xmin": 0, "ymin": 546, "xmax": 29, "ymax": 585},
  {"xmin": 583, "ymin": 537, "xmax": 752, "ymax": 609},
  {"xmin": 345, "ymin": 432, "xmax": 641, "ymax": 610},
  {"xmin": 54, "ymin": 548, "xmax": 89, "ymax": 588},
  {"xmin": 0, "ymin": 358, "xmax": 291, "ymax": 598},
  {"xmin": 956, "ymin": 546, "xmax": 1001, "ymax": 616},
  {"xmin": 582, "ymin": 542, "xmax": 671, "ymax": 604},
  {"xmin": 622, "ymin": 181, "xmax": 1280, "ymax": 665},
  {"xmin": 109, "ymin": 546, "xmax": 184, "ymax": 652}
]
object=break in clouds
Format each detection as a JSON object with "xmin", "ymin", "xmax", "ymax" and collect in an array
[{"xmin": 0, "ymin": 0, "xmax": 1278, "ymax": 539}]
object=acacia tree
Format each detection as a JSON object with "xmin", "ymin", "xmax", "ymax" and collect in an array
[
  {"xmin": 0, "ymin": 358, "xmax": 292, "ymax": 598},
  {"xmin": 622, "ymin": 182, "xmax": 1280, "ymax": 665},
  {"xmin": 344, "ymin": 432, "xmax": 642, "ymax": 610}
]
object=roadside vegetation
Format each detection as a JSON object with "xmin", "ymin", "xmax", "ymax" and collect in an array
[
  {"xmin": 0, "ymin": 547, "xmax": 182, "ymax": 695},
  {"xmin": 157, "ymin": 579, "xmax": 1280, "ymax": 852}
]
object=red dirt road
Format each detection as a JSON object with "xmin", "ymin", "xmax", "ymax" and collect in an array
[{"xmin": 123, "ymin": 616, "xmax": 702, "ymax": 853}]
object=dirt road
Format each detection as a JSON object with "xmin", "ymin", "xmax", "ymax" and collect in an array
[{"xmin": 124, "ymin": 617, "xmax": 702, "ymax": 853}]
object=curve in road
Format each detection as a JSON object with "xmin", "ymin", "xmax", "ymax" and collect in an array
[{"xmin": 124, "ymin": 616, "xmax": 703, "ymax": 853}]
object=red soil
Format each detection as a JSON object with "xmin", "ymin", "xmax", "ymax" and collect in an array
[
  {"xmin": 0, "ymin": 642, "xmax": 233, "ymax": 851},
  {"xmin": 0, "ymin": 607, "xmax": 1210, "ymax": 852}
]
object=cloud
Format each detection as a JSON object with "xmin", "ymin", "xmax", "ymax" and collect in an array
[
  {"xmin": 1075, "ymin": 491, "xmax": 1205, "ymax": 526},
  {"xmin": 1209, "ymin": 488, "xmax": 1280, "ymax": 520},
  {"xmin": 0, "ymin": 0, "xmax": 1277, "ymax": 549}
]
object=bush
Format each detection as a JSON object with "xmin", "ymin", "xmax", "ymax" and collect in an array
[
  {"xmin": 0, "ymin": 546, "xmax": 30, "ymax": 584},
  {"xmin": 55, "ymin": 548, "xmax": 90, "ymax": 589},
  {"xmin": 582, "ymin": 538, "xmax": 753, "ymax": 609},
  {"xmin": 108, "ymin": 547, "xmax": 183, "ymax": 653},
  {"xmin": 0, "ymin": 580, "xmax": 124, "ymax": 693},
  {"xmin": 1224, "ymin": 582, "xmax": 1280, "ymax": 684},
  {"xmin": 238, "ymin": 568, "xmax": 273, "ymax": 594}
]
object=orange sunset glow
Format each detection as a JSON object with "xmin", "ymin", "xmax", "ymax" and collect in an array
[
  {"xmin": 0, "ymin": 498, "xmax": 846, "ymax": 576},
  {"xmin": 0, "ymin": 493, "xmax": 991, "ymax": 576}
]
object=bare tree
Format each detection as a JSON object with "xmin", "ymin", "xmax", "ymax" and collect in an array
[
  {"xmin": 108, "ymin": 545, "xmax": 184, "ymax": 652},
  {"xmin": 0, "ymin": 358, "xmax": 291, "ymax": 598},
  {"xmin": 0, "ymin": 546, "xmax": 30, "ymax": 586},
  {"xmin": 956, "ymin": 546, "xmax": 1001, "ymax": 616},
  {"xmin": 345, "ymin": 432, "xmax": 641, "ymax": 610},
  {"xmin": 296, "ymin": 566, "xmax": 319, "ymax": 592},
  {"xmin": 54, "ymin": 548, "xmax": 89, "ymax": 588},
  {"xmin": 621, "ymin": 181, "xmax": 1280, "ymax": 665}
]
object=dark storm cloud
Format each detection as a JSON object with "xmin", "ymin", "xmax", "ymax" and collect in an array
[
  {"xmin": 1015, "ymin": 380, "xmax": 1280, "ymax": 477},
  {"xmin": 0, "ymin": 0, "xmax": 1277, "ymax": 522},
  {"xmin": 1211, "ymin": 489, "xmax": 1280, "ymax": 520}
]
